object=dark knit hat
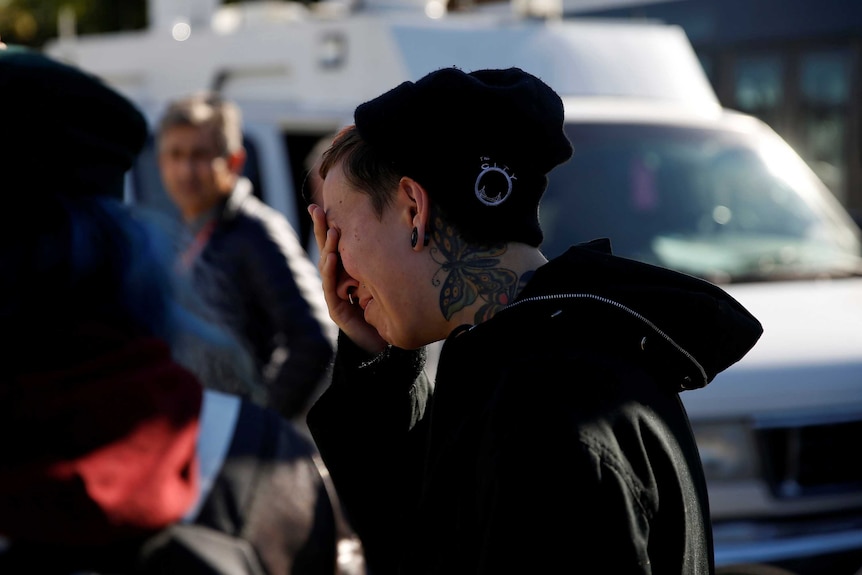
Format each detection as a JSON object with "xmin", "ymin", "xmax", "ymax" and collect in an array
[
  {"xmin": 354, "ymin": 67, "xmax": 573, "ymax": 246},
  {"xmin": 0, "ymin": 45, "xmax": 147, "ymax": 200}
]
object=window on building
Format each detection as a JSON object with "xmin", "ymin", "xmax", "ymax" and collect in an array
[
  {"xmin": 732, "ymin": 54, "xmax": 785, "ymax": 130},
  {"xmin": 798, "ymin": 48, "xmax": 852, "ymax": 203}
]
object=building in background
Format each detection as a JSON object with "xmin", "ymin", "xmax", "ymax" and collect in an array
[{"xmin": 565, "ymin": 0, "xmax": 862, "ymax": 222}]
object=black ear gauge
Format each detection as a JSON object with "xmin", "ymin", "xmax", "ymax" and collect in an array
[{"xmin": 411, "ymin": 227, "xmax": 430, "ymax": 248}]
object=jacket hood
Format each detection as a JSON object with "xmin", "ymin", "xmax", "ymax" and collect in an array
[{"xmin": 505, "ymin": 239, "xmax": 763, "ymax": 391}]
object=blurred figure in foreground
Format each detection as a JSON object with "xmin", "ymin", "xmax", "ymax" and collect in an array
[
  {"xmin": 157, "ymin": 93, "xmax": 335, "ymax": 421},
  {"xmin": 0, "ymin": 45, "xmax": 363, "ymax": 575},
  {"xmin": 306, "ymin": 67, "xmax": 763, "ymax": 574}
]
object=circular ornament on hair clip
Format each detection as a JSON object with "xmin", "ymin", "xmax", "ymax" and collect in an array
[{"xmin": 474, "ymin": 156, "xmax": 517, "ymax": 206}]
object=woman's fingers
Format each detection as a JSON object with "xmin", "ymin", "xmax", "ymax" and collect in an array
[
  {"xmin": 311, "ymin": 210, "xmax": 353, "ymax": 317},
  {"xmin": 307, "ymin": 204, "xmax": 387, "ymax": 354}
]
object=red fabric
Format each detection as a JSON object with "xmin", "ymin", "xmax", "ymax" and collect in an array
[{"xmin": 0, "ymin": 333, "xmax": 203, "ymax": 545}]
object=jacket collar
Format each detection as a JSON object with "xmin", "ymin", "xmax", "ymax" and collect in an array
[{"xmin": 220, "ymin": 176, "xmax": 254, "ymax": 222}]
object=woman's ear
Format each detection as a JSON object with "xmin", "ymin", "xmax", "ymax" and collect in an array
[
  {"xmin": 227, "ymin": 148, "xmax": 247, "ymax": 175},
  {"xmin": 400, "ymin": 177, "xmax": 431, "ymax": 250}
]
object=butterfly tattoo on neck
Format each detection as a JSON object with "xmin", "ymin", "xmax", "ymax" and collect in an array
[{"xmin": 430, "ymin": 216, "xmax": 520, "ymax": 324}]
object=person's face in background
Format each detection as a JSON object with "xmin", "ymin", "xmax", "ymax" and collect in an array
[{"xmin": 158, "ymin": 123, "xmax": 245, "ymax": 222}]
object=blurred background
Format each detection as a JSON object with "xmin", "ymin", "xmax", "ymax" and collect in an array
[
  {"xmin": 3, "ymin": 0, "xmax": 860, "ymax": 221},
  {"xmin": 4, "ymin": 2, "xmax": 862, "ymax": 574}
]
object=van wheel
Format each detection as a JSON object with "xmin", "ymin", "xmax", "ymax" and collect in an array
[{"xmin": 716, "ymin": 564, "xmax": 798, "ymax": 575}]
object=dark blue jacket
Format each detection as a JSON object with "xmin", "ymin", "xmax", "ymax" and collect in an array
[{"xmin": 195, "ymin": 178, "xmax": 335, "ymax": 419}]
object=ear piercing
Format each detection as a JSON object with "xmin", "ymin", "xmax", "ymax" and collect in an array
[
  {"xmin": 410, "ymin": 227, "xmax": 430, "ymax": 248},
  {"xmin": 347, "ymin": 286, "xmax": 356, "ymax": 306}
]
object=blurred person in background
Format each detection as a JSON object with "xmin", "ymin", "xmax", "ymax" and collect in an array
[
  {"xmin": 0, "ymin": 45, "xmax": 364, "ymax": 575},
  {"xmin": 157, "ymin": 93, "xmax": 335, "ymax": 422},
  {"xmin": 306, "ymin": 67, "xmax": 763, "ymax": 574}
]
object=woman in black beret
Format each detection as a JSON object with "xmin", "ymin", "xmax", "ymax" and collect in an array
[{"xmin": 306, "ymin": 66, "xmax": 763, "ymax": 575}]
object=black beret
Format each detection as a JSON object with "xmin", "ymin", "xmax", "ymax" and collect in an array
[
  {"xmin": 354, "ymin": 67, "xmax": 573, "ymax": 247},
  {"xmin": 0, "ymin": 45, "xmax": 147, "ymax": 201}
]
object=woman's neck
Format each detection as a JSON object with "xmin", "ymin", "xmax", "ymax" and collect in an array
[{"xmin": 432, "ymin": 239, "xmax": 547, "ymax": 329}]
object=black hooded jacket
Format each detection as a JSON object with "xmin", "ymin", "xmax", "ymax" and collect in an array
[{"xmin": 308, "ymin": 239, "xmax": 763, "ymax": 575}]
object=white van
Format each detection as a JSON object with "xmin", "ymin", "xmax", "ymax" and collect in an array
[
  {"xmin": 539, "ymin": 99, "xmax": 862, "ymax": 575},
  {"xmin": 45, "ymin": 1, "xmax": 862, "ymax": 573}
]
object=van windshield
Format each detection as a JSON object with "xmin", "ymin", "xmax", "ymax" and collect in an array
[{"xmin": 539, "ymin": 121, "xmax": 862, "ymax": 283}]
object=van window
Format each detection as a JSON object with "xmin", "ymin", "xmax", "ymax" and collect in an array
[{"xmin": 282, "ymin": 132, "xmax": 336, "ymax": 251}]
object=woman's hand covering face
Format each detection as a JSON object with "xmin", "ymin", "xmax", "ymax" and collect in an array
[{"xmin": 308, "ymin": 203, "xmax": 388, "ymax": 354}]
